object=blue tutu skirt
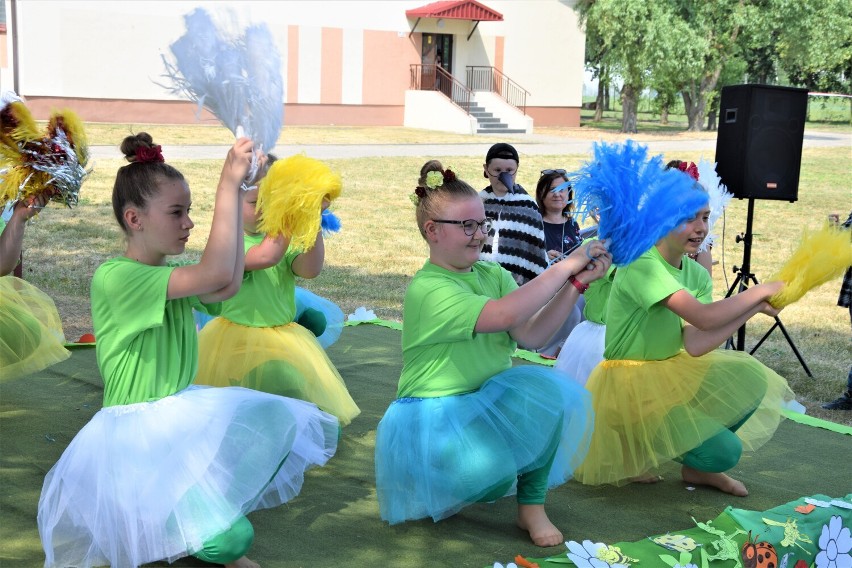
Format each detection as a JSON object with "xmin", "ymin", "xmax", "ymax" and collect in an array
[
  {"xmin": 554, "ymin": 320, "xmax": 605, "ymax": 386},
  {"xmin": 38, "ymin": 385, "xmax": 338, "ymax": 568},
  {"xmin": 294, "ymin": 286, "xmax": 344, "ymax": 348},
  {"xmin": 375, "ymin": 365, "xmax": 593, "ymax": 524}
]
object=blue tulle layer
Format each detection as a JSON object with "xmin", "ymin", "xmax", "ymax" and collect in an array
[
  {"xmin": 375, "ymin": 365, "xmax": 593, "ymax": 524},
  {"xmin": 294, "ymin": 287, "xmax": 344, "ymax": 348},
  {"xmin": 570, "ymin": 140, "xmax": 709, "ymax": 265}
]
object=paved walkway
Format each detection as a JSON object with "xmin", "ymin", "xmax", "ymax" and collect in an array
[{"xmin": 88, "ymin": 129, "xmax": 851, "ymax": 160}]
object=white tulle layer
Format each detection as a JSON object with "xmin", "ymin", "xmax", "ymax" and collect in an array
[
  {"xmin": 554, "ymin": 320, "xmax": 606, "ymax": 386},
  {"xmin": 38, "ymin": 385, "xmax": 338, "ymax": 568}
]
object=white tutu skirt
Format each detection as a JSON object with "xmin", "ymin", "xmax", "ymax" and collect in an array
[
  {"xmin": 375, "ymin": 366, "xmax": 593, "ymax": 524},
  {"xmin": 554, "ymin": 321, "xmax": 605, "ymax": 386},
  {"xmin": 38, "ymin": 385, "xmax": 338, "ymax": 568}
]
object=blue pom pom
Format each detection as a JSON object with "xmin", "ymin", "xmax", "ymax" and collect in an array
[
  {"xmin": 570, "ymin": 140, "xmax": 708, "ymax": 265},
  {"xmin": 321, "ymin": 210, "xmax": 341, "ymax": 234}
]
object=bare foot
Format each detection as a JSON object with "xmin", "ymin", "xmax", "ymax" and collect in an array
[
  {"xmin": 516, "ymin": 504, "xmax": 563, "ymax": 547},
  {"xmin": 681, "ymin": 466, "xmax": 748, "ymax": 497},
  {"xmin": 629, "ymin": 472, "xmax": 663, "ymax": 484},
  {"xmin": 225, "ymin": 556, "xmax": 260, "ymax": 568}
]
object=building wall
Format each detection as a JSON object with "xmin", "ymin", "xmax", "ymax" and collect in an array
[{"xmin": 10, "ymin": 0, "xmax": 584, "ymax": 127}]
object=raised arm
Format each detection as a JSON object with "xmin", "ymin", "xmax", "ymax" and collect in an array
[
  {"xmin": 0, "ymin": 193, "xmax": 47, "ymax": 276},
  {"xmin": 167, "ymin": 138, "xmax": 253, "ymax": 301},
  {"xmin": 475, "ymin": 240, "xmax": 612, "ymax": 347},
  {"xmin": 292, "ymin": 231, "xmax": 325, "ymax": 279},
  {"xmin": 245, "ymin": 234, "xmax": 289, "ymax": 271}
]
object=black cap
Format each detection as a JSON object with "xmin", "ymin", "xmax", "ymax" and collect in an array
[{"xmin": 485, "ymin": 143, "xmax": 519, "ymax": 164}]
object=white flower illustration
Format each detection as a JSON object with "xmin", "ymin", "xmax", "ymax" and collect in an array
[{"xmin": 816, "ymin": 515, "xmax": 852, "ymax": 568}]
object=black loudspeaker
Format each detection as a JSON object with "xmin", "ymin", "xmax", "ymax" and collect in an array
[{"xmin": 714, "ymin": 84, "xmax": 808, "ymax": 202}]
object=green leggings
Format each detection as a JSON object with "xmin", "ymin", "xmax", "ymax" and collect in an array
[
  {"xmin": 676, "ymin": 409, "xmax": 755, "ymax": 473},
  {"xmin": 193, "ymin": 516, "xmax": 254, "ymax": 564},
  {"xmin": 475, "ymin": 418, "xmax": 562, "ymax": 505}
]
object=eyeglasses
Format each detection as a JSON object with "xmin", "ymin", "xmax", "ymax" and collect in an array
[
  {"xmin": 540, "ymin": 169, "xmax": 567, "ymax": 176},
  {"xmin": 549, "ymin": 180, "xmax": 572, "ymax": 194},
  {"xmin": 432, "ymin": 218, "xmax": 493, "ymax": 236}
]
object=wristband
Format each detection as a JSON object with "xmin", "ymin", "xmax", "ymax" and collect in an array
[{"xmin": 568, "ymin": 275, "xmax": 588, "ymax": 294}]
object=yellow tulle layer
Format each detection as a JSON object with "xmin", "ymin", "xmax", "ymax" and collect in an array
[
  {"xmin": 574, "ymin": 350, "xmax": 792, "ymax": 485},
  {"xmin": 257, "ymin": 154, "xmax": 342, "ymax": 251},
  {"xmin": 768, "ymin": 224, "xmax": 852, "ymax": 308},
  {"xmin": 195, "ymin": 318, "xmax": 359, "ymax": 425},
  {"xmin": 1, "ymin": 277, "xmax": 70, "ymax": 381}
]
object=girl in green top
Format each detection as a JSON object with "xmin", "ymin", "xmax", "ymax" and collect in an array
[
  {"xmin": 194, "ymin": 155, "xmax": 359, "ymax": 426},
  {"xmin": 1, "ymin": 191, "xmax": 70, "ymax": 380},
  {"xmin": 575, "ymin": 201, "xmax": 793, "ymax": 497},
  {"xmin": 376, "ymin": 161, "xmax": 611, "ymax": 547},
  {"xmin": 38, "ymin": 134, "xmax": 338, "ymax": 568}
]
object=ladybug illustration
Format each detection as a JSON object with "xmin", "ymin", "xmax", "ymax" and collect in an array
[{"xmin": 742, "ymin": 532, "xmax": 779, "ymax": 568}]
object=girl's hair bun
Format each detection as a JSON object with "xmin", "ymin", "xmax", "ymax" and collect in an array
[{"xmin": 120, "ymin": 132, "xmax": 157, "ymax": 163}]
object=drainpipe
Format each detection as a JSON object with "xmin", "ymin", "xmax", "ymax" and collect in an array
[{"xmin": 11, "ymin": 0, "xmax": 19, "ymax": 94}]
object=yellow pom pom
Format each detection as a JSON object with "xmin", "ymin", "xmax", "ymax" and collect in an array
[
  {"xmin": 1, "ymin": 101, "xmax": 40, "ymax": 145},
  {"xmin": 768, "ymin": 224, "xmax": 852, "ymax": 308},
  {"xmin": 256, "ymin": 154, "xmax": 342, "ymax": 250},
  {"xmin": 48, "ymin": 109, "xmax": 89, "ymax": 163}
]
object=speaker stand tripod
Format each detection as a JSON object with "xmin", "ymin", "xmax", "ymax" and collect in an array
[{"xmin": 724, "ymin": 198, "xmax": 813, "ymax": 377}]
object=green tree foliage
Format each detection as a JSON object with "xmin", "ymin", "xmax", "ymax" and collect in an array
[
  {"xmin": 772, "ymin": 0, "xmax": 852, "ymax": 94},
  {"xmin": 576, "ymin": 0, "xmax": 851, "ymax": 131},
  {"xmin": 575, "ymin": 0, "xmax": 672, "ymax": 133}
]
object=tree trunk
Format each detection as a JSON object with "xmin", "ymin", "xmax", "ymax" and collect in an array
[
  {"xmin": 685, "ymin": 95, "xmax": 706, "ymax": 131},
  {"xmin": 604, "ymin": 80, "xmax": 611, "ymax": 111},
  {"xmin": 706, "ymin": 107, "xmax": 717, "ymax": 131},
  {"xmin": 660, "ymin": 104, "xmax": 669, "ymax": 125},
  {"xmin": 594, "ymin": 76, "xmax": 605, "ymax": 122},
  {"xmin": 621, "ymin": 84, "xmax": 638, "ymax": 133}
]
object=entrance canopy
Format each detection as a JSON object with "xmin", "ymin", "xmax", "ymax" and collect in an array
[
  {"xmin": 406, "ymin": 0, "xmax": 503, "ymax": 40},
  {"xmin": 405, "ymin": 0, "xmax": 503, "ymax": 22}
]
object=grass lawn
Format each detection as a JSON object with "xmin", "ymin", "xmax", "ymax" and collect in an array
[{"xmin": 14, "ymin": 125, "xmax": 852, "ymax": 427}]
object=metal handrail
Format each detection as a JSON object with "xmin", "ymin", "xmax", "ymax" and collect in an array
[
  {"xmin": 466, "ymin": 66, "xmax": 529, "ymax": 114},
  {"xmin": 409, "ymin": 64, "xmax": 472, "ymax": 114}
]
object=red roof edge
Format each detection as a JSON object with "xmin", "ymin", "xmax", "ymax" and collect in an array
[{"xmin": 406, "ymin": 0, "xmax": 503, "ymax": 22}]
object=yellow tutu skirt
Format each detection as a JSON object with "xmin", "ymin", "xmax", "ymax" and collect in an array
[
  {"xmin": 195, "ymin": 318, "xmax": 360, "ymax": 426},
  {"xmin": 1, "ymin": 276, "xmax": 70, "ymax": 381},
  {"xmin": 575, "ymin": 350, "xmax": 793, "ymax": 485}
]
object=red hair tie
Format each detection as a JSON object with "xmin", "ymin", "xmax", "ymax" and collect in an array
[
  {"xmin": 677, "ymin": 161, "xmax": 699, "ymax": 181},
  {"xmin": 135, "ymin": 145, "xmax": 164, "ymax": 163}
]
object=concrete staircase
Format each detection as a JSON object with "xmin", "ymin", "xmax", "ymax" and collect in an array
[{"xmin": 467, "ymin": 102, "xmax": 527, "ymax": 135}]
